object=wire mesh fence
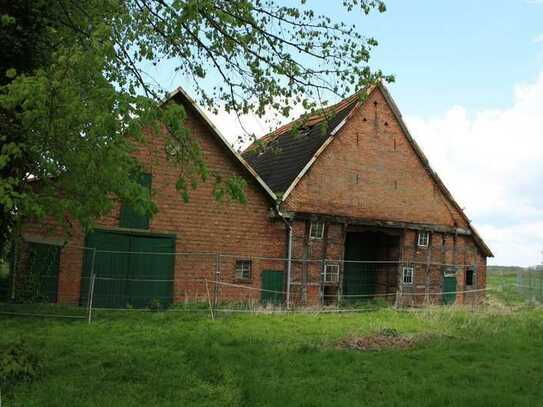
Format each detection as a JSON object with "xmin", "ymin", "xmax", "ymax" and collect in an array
[
  {"xmin": 0, "ymin": 241, "xmax": 500, "ymax": 322},
  {"xmin": 517, "ymin": 267, "xmax": 543, "ymax": 302}
]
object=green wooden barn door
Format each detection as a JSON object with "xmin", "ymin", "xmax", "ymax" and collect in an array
[
  {"xmin": 82, "ymin": 231, "xmax": 174, "ymax": 309},
  {"xmin": 443, "ymin": 275, "xmax": 457, "ymax": 305},
  {"xmin": 261, "ymin": 270, "xmax": 284, "ymax": 305},
  {"xmin": 26, "ymin": 242, "xmax": 60, "ymax": 303},
  {"xmin": 129, "ymin": 236, "xmax": 175, "ymax": 308},
  {"xmin": 82, "ymin": 232, "xmax": 130, "ymax": 308}
]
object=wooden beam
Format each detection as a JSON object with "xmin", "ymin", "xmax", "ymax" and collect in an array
[{"xmin": 290, "ymin": 212, "xmax": 472, "ymax": 236}]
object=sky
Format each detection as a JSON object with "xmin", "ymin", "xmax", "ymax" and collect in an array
[{"xmin": 154, "ymin": 1, "xmax": 543, "ymax": 266}]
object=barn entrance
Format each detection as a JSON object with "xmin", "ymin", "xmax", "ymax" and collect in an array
[
  {"xmin": 80, "ymin": 230, "xmax": 175, "ymax": 309},
  {"xmin": 25, "ymin": 242, "xmax": 60, "ymax": 303},
  {"xmin": 343, "ymin": 230, "xmax": 400, "ymax": 301}
]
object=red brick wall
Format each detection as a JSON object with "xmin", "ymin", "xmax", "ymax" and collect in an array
[
  {"xmin": 19, "ymin": 100, "xmax": 286, "ymax": 304},
  {"xmin": 284, "ymin": 87, "xmax": 468, "ymax": 229},
  {"xmin": 281, "ymin": 86, "xmax": 487, "ymax": 305}
]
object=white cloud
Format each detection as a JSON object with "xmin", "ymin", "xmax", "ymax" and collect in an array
[
  {"xmin": 205, "ymin": 102, "xmax": 307, "ymax": 151},
  {"xmin": 533, "ymin": 34, "xmax": 543, "ymax": 44},
  {"xmin": 405, "ymin": 73, "xmax": 543, "ymax": 266}
]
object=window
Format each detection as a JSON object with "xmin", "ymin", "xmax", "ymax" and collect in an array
[
  {"xmin": 120, "ymin": 173, "xmax": 152, "ymax": 229},
  {"xmin": 323, "ymin": 263, "xmax": 340, "ymax": 283},
  {"xmin": 309, "ymin": 222, "xmax": 324, "ymax": 239},
  {"xmin": 235, "ymin": 260, "xmax": 252, "ymax": 281},
  {"xmin": 444, "ymin": 266, "xmax": 457, "ymax": 277},
  {"xmin": 465, "ymin": 267, "xmax": 475, "ymax": 286},
  {"xmin": 402, "ymin": 267, "xmax": 414, "ymax": 285},
  {"xmin": 417, "ymin": 231, "xmax": 429, "ymax": 247}
]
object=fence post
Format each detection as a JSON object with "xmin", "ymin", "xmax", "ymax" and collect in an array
[
  {"xmin": 536, "ymin": 269, "xmax": 543, "ymax": 302},
  {"xmin": 213, "ymin": 253, "xmax": 220, "ymax": 308},
  {"xmin": 319, "ymin": 259, "xmax": 324, "ymax": 307},
  {"xmin": 205, "ymin": 279, "xmax": 214, "ymax": 320},
  {"xmin": 87, "ymin": 248, "xmax": 97, "ymax": 324},
  {"xmin": 424, "ymin": 234, "xmax": 432, "ymax": 305},
  {"xmin": 337, "ymin": 259, "xmax": 343, "ymax": 307},
  {"xmin": 286, "ymin": 224, "xmax": 293, "ymax": 309},
  {"xmin": 395, "ymin": 261, "xmax": 403, "ymax": 308},
  {"xmin": 10, "ymin": 238, "xmax": 19, "ymax": 301}
]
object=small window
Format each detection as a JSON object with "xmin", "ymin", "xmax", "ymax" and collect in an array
[
  {"xmin": 465, "ymin": 268, "xmax": 475, "ymax": 286},
  {"xmin": 309, "ymin": 222, "xmax": 324, "ymax": 239},
  {"xmin": 323, "ymin": 263, "xmax": 340, "ymax": 283},
  {"xmin": 444, "ymin": 266, "xmax": 457, "ymax": 277},
  {"xmin": 235, "ymin": 260, "xmax": 252, "ymax": 281},
  {"xmin": 402, "ymin": 267, "xmax": 414, "ymax": 285},
  {"xmin": 417, "ymin": 231, "xmax": 429, "ymax": 247}
]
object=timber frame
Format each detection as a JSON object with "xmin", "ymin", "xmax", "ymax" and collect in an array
[{"xmin": 291, "ymin": 212, "xmax": 473, "ymax": 236}]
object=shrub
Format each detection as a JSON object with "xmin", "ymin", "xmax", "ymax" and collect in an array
[{"xmin": 0, "ymin": 341, "xmax": 41, "ymax": 391}]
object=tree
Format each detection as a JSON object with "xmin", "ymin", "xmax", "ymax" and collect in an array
[{"xmin": 0, "ymin": 0, "xmax": 391, "ymax": 249}]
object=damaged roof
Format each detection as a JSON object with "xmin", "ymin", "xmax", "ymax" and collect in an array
[{"xmin": 242, "ymin": 93, "xmax": 361, "ymax": 195}]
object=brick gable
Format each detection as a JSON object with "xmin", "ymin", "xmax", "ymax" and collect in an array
[
  {"xmin": 19, "ymin": 92, "xmax": 286, "ymax": 304},
  {"xmin": 284, "ymin": 87, "xmax": 469, "ymax": 229}
]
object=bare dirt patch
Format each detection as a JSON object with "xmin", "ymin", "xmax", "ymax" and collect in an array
[{"xmin": 338, "ymin": 328, "xmax": 423, "ymax": 351}]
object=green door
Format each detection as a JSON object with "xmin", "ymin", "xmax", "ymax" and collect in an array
[
  {"xmin": 343, "ymin": 233, "xmax": 378, "ymax": 301},
  {"xmin": 443, "ymin": 275, "xmax": 457, "ymax": 304},
  {"xmin": 128, "ymin": 236, "xmax": 174, "ymax": 308},
  {"xmin": 25, "ymin": 242, "xmax": 60, "ymax": 303},
  {"xmin": 261, "ymin": 270, "xmax": 284, "ymax": 305},
  {"xmin": 82, "ymin": 231, "xmax": 174, "ymax": 309},
  {"xmin": 81, "ymin": 232, "xmax": 130, "ymax": 308}
]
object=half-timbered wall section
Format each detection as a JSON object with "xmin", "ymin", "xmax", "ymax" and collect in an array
[{"xmin": 245, "ymin": 83, "xmax": 491, "ymax": 306}]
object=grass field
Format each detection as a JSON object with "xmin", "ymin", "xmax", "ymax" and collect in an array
[
  {"xmin": 2, "ymin": 300, "xmax": 543, "ymax": 406},
  {"xmin": 1, "ymin": 274, "xmax": 542, "ymax": 406}
]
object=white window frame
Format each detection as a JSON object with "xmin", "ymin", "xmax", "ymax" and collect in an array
[
  {"xmin": 235, "ymin": 259, "xmax": 252, "ymax": 281},
  {"xmin": 323, "ymin": 263, "xmax": 340, "ymax": 283},
  {"xmin": 417, "ymin": 231, "xmax": 429, "ymax": 247},
  {"xmin": 402, "ymin": 266, "xmax": 414, "ymax": 286},
  {"xmin": 309, "ymin": 221, "xmax": 324, "ymax": 240},
  {"xmin": 444, "ymin": 266, "xmax": 457, "ymax": 277}
]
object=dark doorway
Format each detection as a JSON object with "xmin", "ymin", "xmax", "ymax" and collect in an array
[{"xmin": 343, "ymin": 230, "xmax": 400, "ymax": 300}]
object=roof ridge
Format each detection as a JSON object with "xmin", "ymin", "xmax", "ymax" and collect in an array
[{"xmin": 165, "ymin": 87, "xmax": 278, "ymax": 203}]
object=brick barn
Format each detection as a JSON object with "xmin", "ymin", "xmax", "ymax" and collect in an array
[{"xmin": 12, "ymin": 83, "xmax": 492, "ymax": 308}]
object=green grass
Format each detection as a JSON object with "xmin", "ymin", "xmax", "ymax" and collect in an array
[
  {"xmin": 486, "ymin": 272, "xmax": 527, "ymax": 305},
  {"xmin": 2, "ymin": 304, "xmax": 543, "ymax": 406}
]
